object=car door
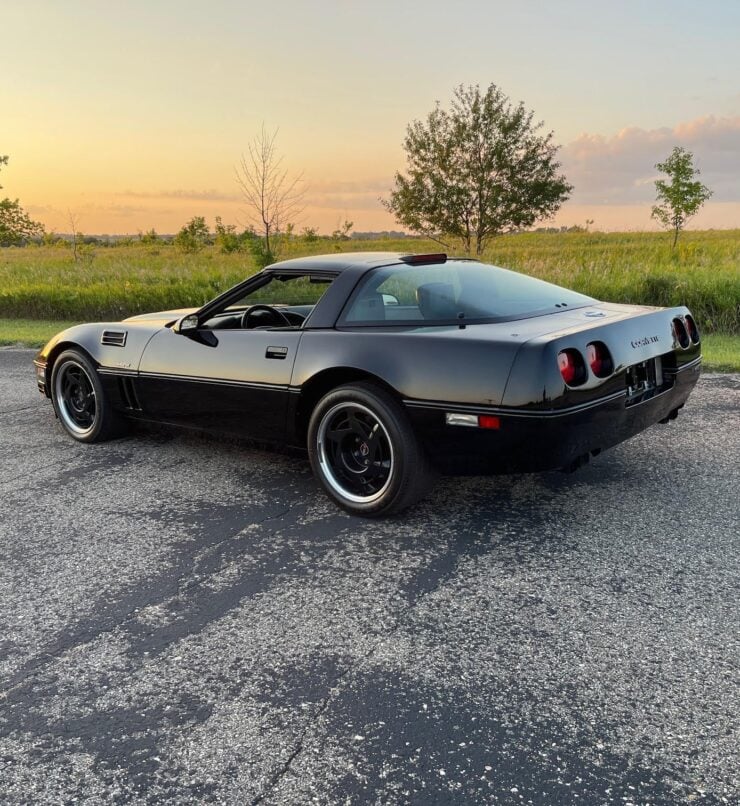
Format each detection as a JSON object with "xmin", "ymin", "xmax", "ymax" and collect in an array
[{"xmin": 136, "ymin": 325, "xmax": 302, "ymax": 441}]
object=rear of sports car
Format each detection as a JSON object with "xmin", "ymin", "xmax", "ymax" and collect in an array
[{"xmin": 409, "ymin": 303, "xmax": 701, "ymax": 474}]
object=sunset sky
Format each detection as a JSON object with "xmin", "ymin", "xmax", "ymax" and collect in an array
[{"xmin": 2, "ymin": 0, "xmax": 739, "ymax": 235}]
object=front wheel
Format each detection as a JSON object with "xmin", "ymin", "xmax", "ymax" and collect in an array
[
  {"xmin": 51, "ymin": 349, "xmax": 124, "ymax": 442},
  {"xmin": 308, "ymin": 382, "xmax": 433, "ymax": 516}
]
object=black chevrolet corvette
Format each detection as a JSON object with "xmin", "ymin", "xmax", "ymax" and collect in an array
[{"xmin": 34, "ymin": 252, "xmax": 701, "ymax": 515}]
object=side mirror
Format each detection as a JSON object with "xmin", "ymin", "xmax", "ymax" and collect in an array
[{"xmin": 177, "ymin": 314, "xmax": 199, "ymax": 335}]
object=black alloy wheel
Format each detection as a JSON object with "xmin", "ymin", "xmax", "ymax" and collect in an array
[
  {"xmin": 308, "ymin": 382, "xmax": 433, "ymax": 516},
  {"xmin": 51, "ymin": 349, "xmax": 123, "ymax": 442}
]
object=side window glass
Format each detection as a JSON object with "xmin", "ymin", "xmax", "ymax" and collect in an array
[
  {"xmin": 229, "ymin": 276, "xmax": 332, "ymax": 308},
  {"xmin": 203, "ymin": 275, "xmax": 333, "ymax": 330},
  {"xmin": 344, "ymin": 267, "xmax": 461, "ymax": 323},
  {"xmin": 345, "ymin": 290, "xmax": 388, "ymax": 322}
]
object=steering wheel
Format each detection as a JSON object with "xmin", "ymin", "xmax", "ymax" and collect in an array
[{"xmin": 240, "ymin": 304, "xmax": 293, "ymax": 330}]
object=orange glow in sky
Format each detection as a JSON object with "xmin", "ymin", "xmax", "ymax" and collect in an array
[{"xmin": 3, "ymin": 1, "xmax": 739, "ymax": 234}]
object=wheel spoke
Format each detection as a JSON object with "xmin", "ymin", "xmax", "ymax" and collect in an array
[
  {"xmin": 362, "ymin": 462, "xmax": 382, "ymax": 481},
  {"xmin": 325, "ymin": 424, "xmax": 351, "ymax": 443},
  {"xmin": 62, "ymin": 374, "xmax": 75, "ymax": 399},
  {"xmin": 365, "ymin": 423, "xmax": 381, "ymax": 461},
  {"xmin": 366, "ymin": 454, "xmax": 391, "ymax": 478},
  {"xmin": 347, "ymin": 411, "xmax": 370, "ymax": 439}
]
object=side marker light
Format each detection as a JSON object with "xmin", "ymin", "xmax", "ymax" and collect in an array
[{"xmin": 445, "ymin": 413, "xmax": 501, "ymax": 429}]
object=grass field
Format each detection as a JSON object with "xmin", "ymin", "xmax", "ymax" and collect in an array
[
  {"xmin": 1, "ymin": 230, "xmax": 738, "ymax": 331},
  {"xmin": 0, "ymin": 229, "xmax": 738, "ymax": 370}
]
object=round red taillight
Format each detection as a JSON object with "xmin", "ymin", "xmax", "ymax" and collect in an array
[
  {"xmin": 558, "ymin": 349, "xmax": 586, "ymax": 386},
  {"xmin": 673, "ymin": 317, "xmax": 690, "ymax": 349},
  {"xmin": 586, "ymin": 342, "xmax": 613, "ymax": 378},
  {"xmin": 685, "ymin": 314, "xmax": 700, "ymax": 344}
]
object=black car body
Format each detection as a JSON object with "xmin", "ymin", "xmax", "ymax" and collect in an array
[{"xmin": 34, "ymin": 252, "xmax": 702, "ymax": 515}]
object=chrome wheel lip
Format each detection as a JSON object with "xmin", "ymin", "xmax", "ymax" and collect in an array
[
  {"xmin": 316, "ymin": 401, "xmax": 394, "ymax": 504},
  {"xmin": 54, "ymin": 360, "xmax": 97, "ymax": 436}
]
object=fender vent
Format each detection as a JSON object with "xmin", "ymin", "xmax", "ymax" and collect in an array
[
  {"xmin": 118, "ymin": 377, "xmax": 141, "ymax": 410},
  {"xmin": 101, "ymin": 330, "xmax": 127, "ymax": 347}
]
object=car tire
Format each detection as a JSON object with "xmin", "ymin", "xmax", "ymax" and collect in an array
[
  {"xmin": 51, "ymin": 349, "xmax": 124, "ymax": 443},
  {"xmin": 308, "ymin": 382, "xmax": 433, "ymax": 516}
]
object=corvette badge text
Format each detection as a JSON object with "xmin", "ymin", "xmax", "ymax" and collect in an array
[{"xmin": 631, "ymin": 335, "xmax": 660, "ymax": 348}]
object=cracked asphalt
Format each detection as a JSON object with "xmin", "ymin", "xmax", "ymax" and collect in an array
[{"xmin": 0, "ymin": 347, "xmax": 738, "ymax": 805}]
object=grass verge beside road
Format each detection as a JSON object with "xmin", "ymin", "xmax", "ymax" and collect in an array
[
  {"xmin": 2, "ymin": 231, "xmax": 739, "ymax": 331},
  {"xmin": 701, "ymin": 334, "xmax": 740, "ymax": 372},
  {"xmin": 0, "ymin": 319, "xmax": 81, "ymax": 348},
  {"xmin": 1, "ymin": 318, "xmax": 737, "ymax": 372}
]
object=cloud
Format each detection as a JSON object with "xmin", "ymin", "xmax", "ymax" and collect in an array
[
  {"xmin": 117, "ymin": 188, "xmax": 240, "ymax": 202},
  {"xmin": 308, "ymin": 193, "xmax": 387, "ymax": 211},
  {"xmin": 308, "ymin": 178, "xmax": 391, "ymax": 194},
  {"xmin": 561, "ymin": 116, "xmax": 740, "ymax": 204},
  {"xmin": 81, "ymin": 202, "xmax": 159, "ymax": 217},
  {"xmin": 115, "ymin": 181, "xmax": 394, "ymax": 212},
  {"xmin": 305, "ymin": 177, "xmax": 392, "ymax": 212},
  {"xmin": 25, "ymin": 204, "xmax": 56, "ymax": 215}
]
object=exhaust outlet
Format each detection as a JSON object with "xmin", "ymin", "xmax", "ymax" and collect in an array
[
  {"xmin": 659, "ymin": 407, "xmax": 680, "ymax": 424},
  {"xmin": 561, "ymin": 453, "xmax": 590, "ymax": 473}
]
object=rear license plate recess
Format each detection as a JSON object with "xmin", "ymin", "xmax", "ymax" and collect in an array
[{"xmin": 625, "ymin": 356, "xmax": 663, "ymax": 405}]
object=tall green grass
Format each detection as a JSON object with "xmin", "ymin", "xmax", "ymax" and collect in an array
[{"xmin": 1, "ymin": 230, "xmax": 738, "ymax": 332}]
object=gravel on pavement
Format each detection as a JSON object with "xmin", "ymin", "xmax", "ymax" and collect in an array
[{"xmin": 0, "ymin": 348, "xmax": 738, "ymax": 805}]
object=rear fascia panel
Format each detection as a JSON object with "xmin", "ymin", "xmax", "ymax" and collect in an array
[
  {"xmin": 409, "ymin": 361, "xmax": 699, "ymax": 474},
  {"xmin": 502, "ymin": 304, "xmax": 701, "ymax": 409}
]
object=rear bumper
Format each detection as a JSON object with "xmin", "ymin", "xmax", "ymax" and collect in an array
[{"xmin": 404, "ymin": 357, "xmax": 701, "ymax": 474}]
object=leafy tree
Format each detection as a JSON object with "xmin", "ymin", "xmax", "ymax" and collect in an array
[
  {"xmin": 0, "ymin": 155, "xmax": 45, "ymax": 246},
  {"xmin": 301, "ymin": 226, "xmax": 319, "ymax": 242},
  {"xmin": 175, "ymin": 216, "xmax": 211, "ymax": 253},
  {"xmin": 331, "ymin": 219, "xmax": 354, "ymax": 241},
  {"xmin": 239, "ymin": 225, "xmax": 257, "ymax": 243},
  {"xmin": 384, "ymin": 84, "xmax": 572, "ymax": 254},
  {"xmin": 139, "ymin": 228, "xmax": 160, "ymax": 245},
  {"xmin": 651, "ymin": 147, "xmax": 712, "ymax": 248},
  {"xmin": 248, "ymin": 236, "xmax": 274, "ymax": 269},
  {"xmin": 214, "ymin": 216, "xmax": 241, "ymax": 253},
  {"xmin": 235, "ymin": 125, "xmax": 305, "ymax": 266}
]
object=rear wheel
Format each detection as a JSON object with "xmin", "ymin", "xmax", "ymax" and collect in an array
[
  {"xmin": 51, "ymin": 349, "xmax": 124, "ymax": 442},
  {"xmin": 308, "ymin": 382, "xmax": 433, "ymax": 516}
]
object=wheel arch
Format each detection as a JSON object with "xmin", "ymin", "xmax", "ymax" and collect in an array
[
  {"xmin": 45, "ymin": 342, "xmax": 99, "ymax": 396},
  {"xmin": 293, "ymin": 367, "xmax": 403, "ymax": 442}
]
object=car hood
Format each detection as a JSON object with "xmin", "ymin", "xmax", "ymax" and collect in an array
[
  {"xmin": 123, "ymin": 307, "xmax": 199, "ymax": 325},
  {"xmin": 35, "ymin": 308, "xmax": 200, "ymax": 365}
]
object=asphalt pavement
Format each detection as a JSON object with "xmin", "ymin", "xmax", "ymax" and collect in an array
[{"xmin": 0, "ymin": 347, "xmax": 738, "ymax": 805}]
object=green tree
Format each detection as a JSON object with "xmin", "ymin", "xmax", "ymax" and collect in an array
[
  {"xmin": 215, "ymin": 216, "xmax": 243, "ymax": 254},
  {"xmin": 174, "ymin": 216, "xmax": 211, "ymax": 253},
  {"xmin": 384, "ymin": 84, "xmax": 572, "ymax": 255},
  {"xmin": 214, "ymin": 216, "xmax": 241, "ymax": 253},
  {"xmin": 139, "ymin": 228, "xmax": 160, "ymax": 245},
  {"xmin": 0, "ymin": 155, "xmax": 45, "ymax": 246},
  {"xmin": 331, "ymin": 219, "xmax": 354, "ymax": 241},
  {"xmin": 651, "ymin": 146, "xmax": 712, "ymax": 248}
]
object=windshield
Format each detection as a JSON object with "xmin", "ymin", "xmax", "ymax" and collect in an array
[{"xmin": 342, "ymin": 260, "xmax": 595, "ymax": 325}]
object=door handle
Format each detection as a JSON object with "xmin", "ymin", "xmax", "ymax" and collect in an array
[{"xmin": 265, "ymin": 346, "xmax": 289, "ymax": 359}]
